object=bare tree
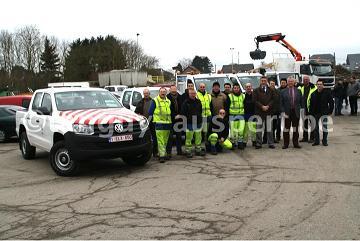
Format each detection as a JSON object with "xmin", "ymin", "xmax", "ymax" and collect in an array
[
  {"xmin": 15, "ymin": 25, "xmax": 42, "ymax": 72},
  {"xmin": 119, "ymin": 39, "xmax": 142, "ymax": 69},
  {"xmin": 58, "ymin": 40, "xmax": 69, "ymax": 80},
  {"xmin": 178, "ymin": 58, "xmax": 192, "ymax": 69},
  {"xmin": 140, "ymin": 55, "xmax": 159, "ymax": 69},
  {"xmin": 0, "ymin": 30, "xmax": 15, "ymax": 74}
]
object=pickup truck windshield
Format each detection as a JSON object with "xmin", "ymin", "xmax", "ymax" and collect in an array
[{"xmin": 55, "ymin": 91, "xmax": 122, "ymax": 111}]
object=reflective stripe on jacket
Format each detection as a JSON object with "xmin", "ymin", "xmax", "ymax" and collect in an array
[
  {"xmin": 197, "ymin": 91, "xmax": 211, "ymax": 117},
  {"xmin": 153, "ymin": 95, "xmax": 171, "ymax": 124},
  {"xmin": 229, "ymin": 93, "xmax": 245, "ymax": 115},
  {"xmin": 299, "ymin": 85, "xmax": 317, "ymax": 111}
]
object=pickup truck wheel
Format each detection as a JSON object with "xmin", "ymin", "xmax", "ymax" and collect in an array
[
  {"xmin": 50, "ymin": 141, "xmax": 79, "ymax": 176},
  {"xmin": 122, "ymin": 149, "xmax": 152, "ymax": 166},
  {"xmin": 20, "ymin": 132, "xmax": 36, "ymax": 159}
]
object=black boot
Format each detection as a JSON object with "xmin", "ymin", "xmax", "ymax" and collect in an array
[{"xmin": 211, "ymin": 145, "xmax": 217, "ymax": 155}]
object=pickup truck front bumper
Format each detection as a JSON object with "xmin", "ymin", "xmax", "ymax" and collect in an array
[{"xmin": 64, "ymin": 129, "xmax": 152, "ymax": 161}]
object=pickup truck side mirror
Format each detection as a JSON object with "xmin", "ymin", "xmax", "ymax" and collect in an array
[
  {"xmin": 123, "ymin": 103, "xmax": 130, "ymax": 109},
  {"xmin": 36, "ymin": 107, "xmax": 51, "ymax": 115}
]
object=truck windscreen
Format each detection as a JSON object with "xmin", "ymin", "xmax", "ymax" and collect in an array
[
  {"xmin": 238, "ymin": 76, "xmax": 261, "ymax": 89},
  {"xmin": 55, "ymin": 91, "xmax": 122, "ymax": 111},
  {"xmin": 311, "ymin": 65, "xmax": 333, "ymax": 76}
]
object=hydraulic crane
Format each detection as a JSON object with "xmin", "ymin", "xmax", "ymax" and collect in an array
[{"xmin": 250, "ymin": 33, "xmax": 303, "ymax": 61}]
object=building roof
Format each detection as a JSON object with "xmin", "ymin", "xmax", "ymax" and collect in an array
[
  {"xmin": 221, "ymin": 64, "xmax": 254, "ymax": 73},
  {"xmin": 181, "ymin": 66, "xmax": 201, "ymax": 74},
  {"xmin": 310, "ymin": 54, "xmax": 335, "ymax": 65},
  {"xmin": 346, "ymin": 54, "xmax": 360, "ymax": 65}
]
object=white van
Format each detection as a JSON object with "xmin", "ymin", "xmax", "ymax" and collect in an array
[{"xmin": 120, "ymin": 87, "xmax": 165, "ymax": 112}]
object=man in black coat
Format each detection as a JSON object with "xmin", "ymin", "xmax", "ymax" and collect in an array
[
  {"xmin": 310, "ymin": 80, "xmax": 334, "ymax": 146},
  {"xmin": 269, "ymin": 79, "xmax": 281, "ymax": 143},
  {"xmin": 180, "ymin": 80, "xmax": 194, "ymax": 107},
  {"xmin": 181, "ymin": 89, "xmax": 205, "ymax": 157},
  {"xmin": 135, "ymin": 88, "xmax": 157, "ymax": 157},
  {"xmin": 207, "ymin": 109, "xmax": 232, "ymax": 155},
  {"xmin": 166, "ymin": 84, "xmax": 183, "ymax": 156},
  {"xmin": 333, "ymin": 81, "xmax": 345, "ymax": 116},
  {"xmin": 280, "ymin": 77, "xmax": 303, "ymax": 149}
]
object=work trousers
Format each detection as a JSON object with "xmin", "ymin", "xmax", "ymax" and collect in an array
[
  {"xmin": 185, "ymin": 130, "xmax": 202, "ymax": 154},
  {"xmin": 208, "ymin": 133, "xmax": 232, "ymax": 149},
  {"xmin": 302, "ymin": 113, "xmax": 315, "ymax": 141},
  {"xmin": 155, "ymin": 129, "xmax": 170, "ymax": 158},
  {"xmin": 256, "ymin": 116, "xmax": 274, "ymax": 146},
  {"xmin": 314, "ymin": 116, "xmax": 329, "ymax": 144},
  {"xmin": 244, "ymin": 121, "xmax": 256, "ymax": 143},
  {"xmin": 166, "ymin": 126, "xmax": 183, "ymax": 155},
  {"xmin": 283, "ymin": 109, "xmax": 300, "ymax": 147},
  {"xmin": 229, "ymin": 115, "xmax": 245, "ymax": 145},
  {"xmin": 349, "ymin": 96, "xmax": 358, "ymax": 115}
]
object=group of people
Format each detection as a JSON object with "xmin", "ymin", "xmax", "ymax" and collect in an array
[
  {"xmin": 134, "ymin": 75, "xmax": 358, "ymax": 163},
  {"xmin": 333, "ymin": 76, "xmax": 360, "ymax": 116}
]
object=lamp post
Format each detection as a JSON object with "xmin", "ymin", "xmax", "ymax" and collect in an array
[
  {"xmin": 230, "ymin": 48, "xmax": 234, "ymax": 73},
  {"xmin": 136, "ymin": 33, "xmax": 140, "ymax": 70}
]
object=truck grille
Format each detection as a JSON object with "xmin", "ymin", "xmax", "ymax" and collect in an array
[{"xmin": 93, "ymin": 121, "xmax": 141, "ymax": 136}]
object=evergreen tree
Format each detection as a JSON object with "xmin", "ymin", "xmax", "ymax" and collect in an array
[
  {"xmin": 40, "ymin": 37, "xmax": 60, "ymax": 82},
  {"xmin": 64, "ymin": 35, "xmax": 126, "ymax": 82},
  {"xmin": 192, "ymin": 56, "xmax": 212, "ymax": 73}
]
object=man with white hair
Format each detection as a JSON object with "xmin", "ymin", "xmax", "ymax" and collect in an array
[
  {"xmin": 280, "ymin": 76, "xmax": 303, "ymax": 149},
  {"xmin": 135, "ymin": 88, "xmax": 157, "ymax": 157}
]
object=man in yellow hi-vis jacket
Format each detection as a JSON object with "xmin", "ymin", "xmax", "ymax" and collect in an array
[
  {"xmin": 149, "ymin": 87, "xmax": 172, "ymax": 163},
  {"xmin": 228, "ymin": 83, "xmax": 246, "ymax": 149}
]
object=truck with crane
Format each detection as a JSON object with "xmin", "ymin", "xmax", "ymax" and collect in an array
[{"xmin": 250, "ymin": 33, "xmax": 335, "ymax": 88}]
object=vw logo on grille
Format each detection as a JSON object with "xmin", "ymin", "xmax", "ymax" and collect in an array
[{"xmin": 114, "ymin": 124, "xmax": 124, "ymax": 133}]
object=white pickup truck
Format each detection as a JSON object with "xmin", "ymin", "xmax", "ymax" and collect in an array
[{"xmin": 16, "ymin": 87, "xmax": 152, "ymax": 176}]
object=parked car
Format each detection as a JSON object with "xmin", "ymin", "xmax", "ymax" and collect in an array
[
  {"xmin": 121, "ymin": 87, "xmax": 165, "ymax": 111},
  {"xmin": 104, "ymin": 85, "xmax": 128, "ymax": 93},
  {"xmin": 16, "ymin": 87, "xmax": 152, "ymax": 176},
  {"xmin": 0, "ymin": 105, "xmax": 25, "ymax": 142},
  {"xmin": 0, "ymin": 95, "xmax": 32, "ymax": 108}
]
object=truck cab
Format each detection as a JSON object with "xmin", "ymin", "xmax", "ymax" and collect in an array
[{"xmin": 296, "ymin": 60, "xmax": 335, "ymax": 88}]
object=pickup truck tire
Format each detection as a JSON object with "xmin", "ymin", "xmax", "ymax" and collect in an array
[
  {"xmin": 50, "ymin": 141, "xmax": 79, "ymax": 176},
  {"xmin": 122, "ymin": 149, "xmax": 152, "ymax": 166},
  {"xmin": 20, "ymin": 132, "xmax": 36, "ymax": 159}
]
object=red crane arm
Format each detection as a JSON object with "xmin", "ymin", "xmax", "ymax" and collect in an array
[{"xmin": 254, "ymin": 33, "xmax": 303, "ymax": 61}]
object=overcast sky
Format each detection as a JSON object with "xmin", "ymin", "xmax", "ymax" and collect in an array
[{"xmin": 1, "ymin": 0, "xmax": 359, "ymax": 70}]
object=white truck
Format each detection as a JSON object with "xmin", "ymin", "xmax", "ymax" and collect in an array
[
  {"xmin": 271, "ymin": 58, "xmax": 335, "ymax": 88},
  {"xmin": 16, "ymin": 87, "xmax": 152, "ymax": 176},
  {"xmin": 250, "ymin": 33, "xmax": 335, "ymax": 88}
]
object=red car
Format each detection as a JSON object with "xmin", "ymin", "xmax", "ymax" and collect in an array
[{"xmin": 0, "ymin": 95, "xmax": 32, "ymax": 108}]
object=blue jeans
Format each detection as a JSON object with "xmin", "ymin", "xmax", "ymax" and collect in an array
[{"xmin": 314, "ymin": 116, "xmax": 328, "ymax": 144}]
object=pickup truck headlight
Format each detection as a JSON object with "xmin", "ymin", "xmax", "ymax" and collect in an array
[
  {"xmin": 73, "ymin": 124, "xmax": 94, "ymax": 135},
  {"xmin": 139, "ymin": 118, "xmax": 149, "ymax": 131}
]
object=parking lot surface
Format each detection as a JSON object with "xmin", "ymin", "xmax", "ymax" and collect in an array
[{"xmin": 0, "ymin": 116, "xmax": 359, "ymax": 239}]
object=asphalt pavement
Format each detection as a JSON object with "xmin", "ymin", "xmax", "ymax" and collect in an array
[{"xmin": 0, "ymin": 115, "xmax": 359, "ymax": 239}]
